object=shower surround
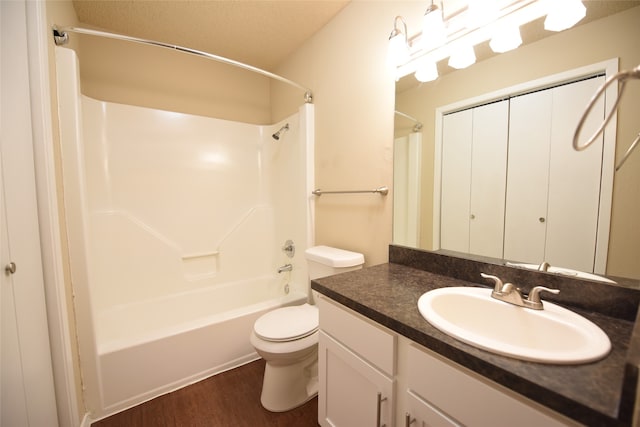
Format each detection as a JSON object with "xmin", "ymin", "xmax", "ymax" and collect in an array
[{"xmin": 55, "ymin": 47, "xmax": 314, "ymax": 418}]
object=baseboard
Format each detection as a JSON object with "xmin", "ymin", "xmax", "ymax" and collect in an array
[{"xmin": 80, "ymin": 413, "xmax": 93, "ymax": 427}]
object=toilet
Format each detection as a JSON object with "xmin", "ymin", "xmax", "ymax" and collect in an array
[{"xmin": 250, "ymin": 245, "xmax": 365, "ymax": 412}]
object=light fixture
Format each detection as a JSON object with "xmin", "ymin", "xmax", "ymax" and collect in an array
[
  {"xmin": 387, "ymin": 16, "xmax": 410, "ymax": 69},
  {"xmin": 422, "ymin": 1, "xmax": 446, "ymax": 51},
  {"xmin": 448, "ymin": 44, "xmax": 476, "ymax": 69},
  {"xmin": 490, "ymin": 23, "xmax": 523, "ymax": 53},
  {"xmin": 544, "ymin": 0, "xmax": 586, "ymax": 32},
  {"xmin": 467, "ymin": 0, "xmax": 499, "ymax": 28},
  {"xmin": 390, "ymin": 0, "xmax": 587, "ymax": 80},
  {"xmin": 415, "ymin": 58, "xmax": 438, "ymax": 82}
]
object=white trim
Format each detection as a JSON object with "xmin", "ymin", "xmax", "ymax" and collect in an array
[
  {"xmin": 26, "ymin": 2, "xmax": 83, "ymax": 426},
  {"xmin": 80, "ymin": 413, "xmax": 93, "ymax": 427},
  {"xmin": 433, "ymin": 115, "xmax": 443, "ymax": 250},
  {"xmin": 303, "ymin": 103, "xmax": 316, "ymax": 248},
  {"xmin": 593, "ymin": 61, "xmax": 618, "ymax": 274},
  {"xmin": 433, "ymin": 59, "xmax": 618, "ymax": 273}
]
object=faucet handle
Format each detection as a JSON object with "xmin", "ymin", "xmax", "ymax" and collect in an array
[
  {"xmin": 480, "ymin": 273, "xmax": 504, "ymax": 292},
  {"xmin": 538, "ymin": 261, "xmax": 551, "ymax": 272},
  {"xmin": 527, "ymin": 286, "xmax": 560, "ymax": 305}
]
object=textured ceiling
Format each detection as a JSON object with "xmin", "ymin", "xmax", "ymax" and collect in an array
[{"xmin": 72, "ymin": 0, "xmax": 351, "ymax": 71}]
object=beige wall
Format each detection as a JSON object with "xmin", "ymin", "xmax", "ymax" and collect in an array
[
  {"xmin": 76, "ymin": 36, "xmax": 274, "ymax": 124},
  {"xmin": 395, "ymin": 6, "xmax": 640, "ymax": 279},
  {"xmin": 273, "ymin": 1, "xmax": 397, "ymax": 266},
  {"xmin": 50, "ymin": 9, "xmax": 276, "ymax": 125}
]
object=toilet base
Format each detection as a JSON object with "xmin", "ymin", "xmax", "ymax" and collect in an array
[{"xmin": 260, "ymin": 351, "xmax": 318, "ymax": 412}]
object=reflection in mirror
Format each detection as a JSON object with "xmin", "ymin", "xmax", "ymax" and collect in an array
[
  {"xmin": 393, "ymin": 3, "xmax": 640, "ymax": 285},
  {"xmin": 436, "ymin": 72, "xmax": 611, "ymax": 275},
  {"xmin": 393, "ymin": 111, "xmax": 423, "ymax": 247}
]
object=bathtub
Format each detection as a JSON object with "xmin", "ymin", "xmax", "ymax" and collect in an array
[
  {"xmin": 95, "ymin": 279, "xmax": 307, "ymax": 411},
  {"xmin": 55, "ymin": 46, "xmax": 315, "ymax": 418}
]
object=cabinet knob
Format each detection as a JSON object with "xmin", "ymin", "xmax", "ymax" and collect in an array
[
  {"xmin": 539, "ymin": 217, "xmax": 546, "ymax": 223},
  {"xmin": 470, "ymin": 214, "xmax": 476, "ymax": 219},
  {"xmin": 5, "ymin": 262, "xmax": 16, "ymax": 275}
]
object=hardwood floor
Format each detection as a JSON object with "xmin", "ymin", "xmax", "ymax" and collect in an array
[{"xmin": 92, "ymin": 359, "xmax": 319, "ymax": 427}]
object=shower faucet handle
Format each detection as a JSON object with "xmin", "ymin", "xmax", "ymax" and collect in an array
[
  {"xmin": 282, "ymin": 240, "xmax": 295, "ymax": 258},
  {"xmin": 277, "ymin": 264, "xmax": 293, "ymax": 274}
]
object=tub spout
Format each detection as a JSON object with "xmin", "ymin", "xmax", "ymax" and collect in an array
[{"xmin": 277, "ymin": 264, "xmax": 293, "ymax": 273}]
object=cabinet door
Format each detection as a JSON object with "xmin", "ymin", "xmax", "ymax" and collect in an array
[
  {"xmin": 407, "ymin": 344, "xmax": 571, "ymax": 427},
  {"xmin": 319, "ymin": 331, "xmax": 394, "ymax": 427},
  {"xmin": 404, "ymin": 390, "xmax": 461, "ymax": 427},
  {"xmin": 440, "ymin": 109, "xmax": 473, "ymax": 253},
  {"xmin": 504, "ymin": 89, "xmax": 553, "ymax": 264}
]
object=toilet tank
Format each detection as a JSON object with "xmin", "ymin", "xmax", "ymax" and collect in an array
[{"xmin": 304, "ymin": 246, "xmax": 365, "ymax": 280}]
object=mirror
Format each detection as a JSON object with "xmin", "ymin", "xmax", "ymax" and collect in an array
[{"xmin": 393, "ymin": 3, "xmax": 640, "ymax": 285}]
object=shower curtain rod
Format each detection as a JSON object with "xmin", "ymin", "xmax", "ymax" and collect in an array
[
  {"xmin": 52, "ymin": 26, "xmax": 313, "ymax": 104},
  {"xmin": 394, "ymin": 110, "xmax": 423, "ymax": 132}
]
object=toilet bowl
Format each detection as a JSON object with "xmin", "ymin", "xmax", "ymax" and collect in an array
[
  {"xmin": 250, "ymin": 246, "xmax": 364, "ymax": 412},
  {"xmin": 250, "ymin": 304, "xmax": 319, "ymax": 412}
]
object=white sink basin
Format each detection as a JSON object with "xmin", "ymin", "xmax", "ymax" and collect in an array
[{"xmin": 418, "ymin": 287, "xmax": 611, "ymax": 364}]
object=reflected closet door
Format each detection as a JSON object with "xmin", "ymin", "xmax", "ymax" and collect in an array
[
  {"xmin": 545, "ymin": 76, "xmax": 605, "ymax": 272},
  {"xmin": 504, "ymin": 90, "xmax": 553, "ymax": 265},
  {"xmin": 468, "ymin": 100, "xmax": 509, "ymax": 259}
]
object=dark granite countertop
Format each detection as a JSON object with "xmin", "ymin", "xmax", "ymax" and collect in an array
[{"xmin": 312, "ymin": 262, "xmax": 639, "ymax": 426}]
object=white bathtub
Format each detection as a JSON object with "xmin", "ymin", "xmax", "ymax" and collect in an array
[
  {"xmin": 55, "ymin": 46, "xmax": 315, "ymax": 418},
  {"xmin": 95, "ymin": 280, "xmax": 307, "ymax": 412}
]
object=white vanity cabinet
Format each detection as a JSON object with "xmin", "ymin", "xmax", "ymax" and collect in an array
[
  {"xmin": 317, "ymin": 295, "xmax": 396, "ymax": 427},
  {"xmin": 398, "ymin": 338, "xmax": 575, "ymax": 427},
  {"xmin": 317, "ymin": 295, "xmax": 577, "ymax": 427}
]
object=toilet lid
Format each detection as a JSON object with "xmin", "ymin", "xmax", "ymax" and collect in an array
[{"xmin": 254, "ymin": 304, "xmax": 319, "ymax": 342}]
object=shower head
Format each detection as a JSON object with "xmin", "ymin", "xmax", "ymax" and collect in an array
[{"xmin": 272, "ymin": 123, "xmax": 289, "ymax": 140}]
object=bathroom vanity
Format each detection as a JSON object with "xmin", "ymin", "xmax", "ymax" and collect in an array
[{"xmin": 312, "ymin": 246, "xmax": 640, "ymax": 427}]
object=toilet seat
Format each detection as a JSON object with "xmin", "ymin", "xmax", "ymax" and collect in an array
[{"xmin": 254, "ymin": 304, "xmax": 318, "ymax": 342}]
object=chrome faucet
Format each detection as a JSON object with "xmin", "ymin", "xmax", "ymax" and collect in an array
[
  {"xmin": 277, "ymin": 263, "xmax": 293, "ymax": 273},
  {"xmin": 538, "ymin": 261, "xmax": 551, "ymax": 272},
  {"xmin": 480, "ymin": 273, "xmax": 560, "ymax": 310}
]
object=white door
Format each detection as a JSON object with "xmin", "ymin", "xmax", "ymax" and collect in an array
[
  {"xmin": 504, "ymin": 89, "xmax": 553, "ymax": 264},
  {"xmin": 1, "ymin": 153, "xmax": 29, "ymax": 427},
  {"xmin": 468, "ymin": 100, "xmax": 509, "ymax": 258},
  {"xmin": 1, "ymin": 1, "xmax": 59, "ymax": 425},
  {"xmin": 505, "ymin": 77, "xmax": 605, "ymax": 271},
  {"xmin": 440, "ymin": 109, "xmax": 473, "ymax": 253},
  {"xmin": 546, "ymin": 76, "xmax": 605, "ymax": 272},
  {"xmin": 440, "ymin": 101, "xmax": 508, "ymax": 258}
]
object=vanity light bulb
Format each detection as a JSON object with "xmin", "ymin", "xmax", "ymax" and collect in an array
[
  {"xmin": 415, "ymin": 59, "xmax": 438, "ymax": 82},
  {"xmin": 448, "ymin": 45, "xmax": 476, "ymax": 69},
  {"xmin": 422, "ymin": 4, "xmax": 446, "ymax": 51},
  {"xmin": 544, "ymin": 0, "xmax": 586, "ymax": 32},
  {"xmin": 387, "ymin": 32, "xmax": 410, "ymax": 69},
  {"xmin": 490, "ymin": 24, "xmax": 522, "ymax": 53}
]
